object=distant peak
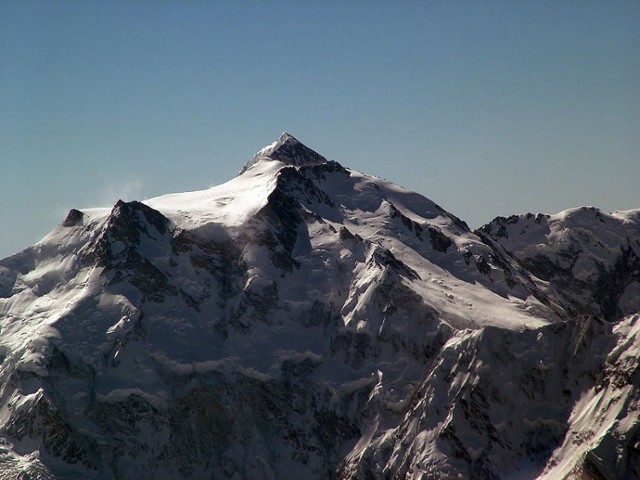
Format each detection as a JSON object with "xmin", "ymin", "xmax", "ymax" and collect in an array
[
  {"xmin": 268, "ymin": 132, "xmax": 326, "ymax": 164},
  {"xmin": 277, "ymin": 131, "xmax": 295, "ymax": 143},
  {"xmin": 240, "ymin": 132, "xmax": 327, "ymax": 174},
  {"xmin": 269, "ymin": 132, "xmax": 303, "ymax": 156}
]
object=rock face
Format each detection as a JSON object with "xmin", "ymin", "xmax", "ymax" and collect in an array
[{"xmin": 0, "ymin": 134, "xmax": 638, "ymax": 479}]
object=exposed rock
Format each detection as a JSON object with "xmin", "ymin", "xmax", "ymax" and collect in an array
[{"xmin": 62, "ymin": 208, "xmax": 84, "ymax": 227}]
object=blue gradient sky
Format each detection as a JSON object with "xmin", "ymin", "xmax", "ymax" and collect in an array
[{"xmin": 2, "ymin": 1, "xmax": 639, "ymax": 258}]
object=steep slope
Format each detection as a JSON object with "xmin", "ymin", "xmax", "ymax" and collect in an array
[
  {"xmin": 0, "ymin": 133, "xmax": 637, "ymax": 479},
  {"xmin": 538, "ymin": 313, "xmax": 640, "ymax": 480}
]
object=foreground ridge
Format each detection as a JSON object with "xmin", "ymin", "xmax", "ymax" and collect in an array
[{"xmin": 0, "ymin": 134, "xmax": 638, "ymax": 479}]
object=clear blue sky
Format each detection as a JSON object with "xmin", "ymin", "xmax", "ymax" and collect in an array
[{"xmin": 2, "ymin": 1, "xmax": 639, "ymax": 258}]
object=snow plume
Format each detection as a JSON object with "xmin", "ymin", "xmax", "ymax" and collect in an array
[{"xmin": 99, "ymin": 178, "xmax": 144, "ymax": 206}]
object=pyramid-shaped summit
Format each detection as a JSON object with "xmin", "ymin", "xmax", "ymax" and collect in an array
[{"xmin": 240, "ymin": 132, "xmax": 327, "ymax": 174}]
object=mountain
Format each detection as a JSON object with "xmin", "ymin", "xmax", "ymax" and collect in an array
[
  {"xmin": 0, "ymin": 133, "xmax": 638, "ymax": 479},
  {"xmin": 479, "ymin": 208, "xmax": 640, "ymax": 321}
]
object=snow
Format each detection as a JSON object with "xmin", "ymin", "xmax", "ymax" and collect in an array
[
  {"xmin": 488, "ymin": 207, "xmax": 640, "ymax": 265},
  {"xmin": 536, "ymin": 314, "xmax": 640, "ymax": 479},
  {"xmin": 145, "ymin": 158, "xmax": 282, "ymax": 232},
  {"xmin": 612, "ymin": 208, "xmax": 640, "ymax": 225},
  {"xmin": 0, "ymin": 133, "xmax": 637, "ymax": 479}
]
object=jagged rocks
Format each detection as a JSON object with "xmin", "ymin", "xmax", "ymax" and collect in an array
[
  {"xmin": 62, "ymin": 208, "xmax": 84, "ymax": 227},
  {"xmin": 481, "ymin": 207, "xmax": 640, "ymax": 321}
]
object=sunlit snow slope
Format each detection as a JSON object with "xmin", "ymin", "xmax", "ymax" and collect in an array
[{"xmin": 0, "ymin": 133, "xmax": 638, "ymax": 479}]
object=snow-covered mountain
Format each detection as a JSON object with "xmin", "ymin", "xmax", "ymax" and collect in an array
[
  {"xmin": 479, "ymin": 208, "xmax": 640, "ymax": 322},
  {"xmin": 0, "ymin": 133, "xmax": 638, "ymax": 479}
]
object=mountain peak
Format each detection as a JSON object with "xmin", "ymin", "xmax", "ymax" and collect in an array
[
  {"xmin": 276, "ymin": 131, "xmax": 296, "ymax": 143},
  {"xmin": 240, "ymin": 132, "xmax": 327, "ymax": 174}
]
